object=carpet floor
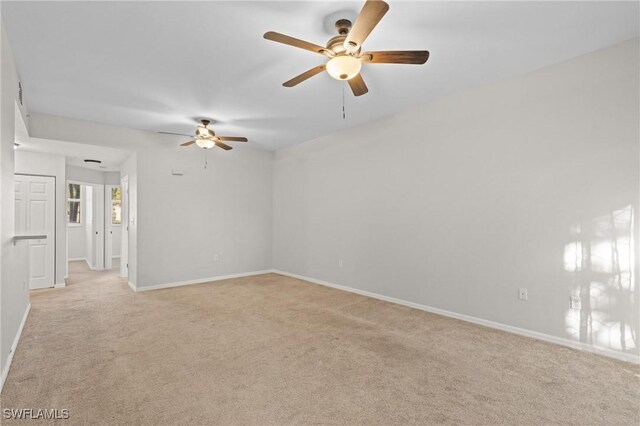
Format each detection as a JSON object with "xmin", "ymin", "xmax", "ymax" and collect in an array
[{"xmin": 0, "ymin": 261, "xmax": 638, "ymax": 425}]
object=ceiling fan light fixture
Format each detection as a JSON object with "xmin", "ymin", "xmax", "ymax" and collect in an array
[
  {"xmin": 195, "ymin": 138, "xmax": 215, "ymax": 149},
  {"xmin": 326, "ymin": 55, "xmax": 362, "ymax": 80}
]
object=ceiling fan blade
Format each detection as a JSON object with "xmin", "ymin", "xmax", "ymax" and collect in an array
[
  {"xmin": 217, "ymin": 136, "xmax": 248, "ymax": 142},
  {"xmin": 159, "ymin": 131, "xmax": 194, "ymax": 137},
  {"xmin": 348, "ymin": 74, "xmax": 368, "ymax": 97},
  {"xmin": 344, "ymin": 0, "xmax": 389, "ymax": 52},
  {"xmin": 283, "ymin": 64, "xmax": 326, "ymax": 87},
  {"xmin": 215, "ymin": 141, "xmax": 233, "ymax": 151},
  {"xmin": 180, "ymin": 140, "xmax": 196, "ymax": 146},
  {"xmin": 361, "ymin": 50, "xmax": 430, "ymax": 64},
  {"xmin": 264, "ymin": 31, "xmax": 329, "ymax": 56}
]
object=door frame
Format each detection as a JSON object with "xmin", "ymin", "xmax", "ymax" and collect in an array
[
  {"xmin": 66, "ymin": 180, "xmax": 105, "ymax": 271},
  {"xmin": 120, "ymin": 176, "xmax": 129, "ymax": 278},
  {"xmin": 104, "ymin": 184, "xmax": 121, "ymax": 270},
  {"xmin": 15, "ymin": 173, "xmax": 57, "ymax": 289}
]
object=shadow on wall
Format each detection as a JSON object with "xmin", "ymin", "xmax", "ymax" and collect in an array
[{"xmin": 564, "ymin": 205, "xmax": 637, "ymax": 354}]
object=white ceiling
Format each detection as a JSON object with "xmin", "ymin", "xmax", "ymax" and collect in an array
[
  {"xmin": 15, "ymin": 115, "xmax": 131, "ymax": 172},
  {"xmin": 3, "ymin": 1, "xmax": 638, "ymax": 151}
]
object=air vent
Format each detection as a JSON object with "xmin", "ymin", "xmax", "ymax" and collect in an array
[
  {"xmin": 84, "ymin": 159, "xmax": 102, "ymax": 164},
  {"xmin": 18, "ymin": 81, "xmax": 23, "ymax": 106}
]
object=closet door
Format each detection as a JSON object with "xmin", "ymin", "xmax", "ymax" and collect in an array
[{"xmin": 15, "ymin": 175, "xmax": 55, "ymax": 289}]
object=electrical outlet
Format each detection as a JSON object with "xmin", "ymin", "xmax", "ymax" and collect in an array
[
  {"xmin": 213, "ymin": 254, "xmax": 219, "ymax": 262},
  {"xmin": 338, "ymin": 259, "xmax": 343, "ymax": 267},
  {"xmin": 518, "ymin": 288, "xmax": 528, "ymax": 301},
  {"xmin": 570, "ymin": 296, "xmax": 581, "ymax": 310}
]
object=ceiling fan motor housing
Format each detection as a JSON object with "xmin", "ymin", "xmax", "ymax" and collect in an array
[
  {"xmin": 326, "ymin": 35, "xmax": 347, "ymax": 55},
  {"xmin": 335, "ymin": 19, "xmax": 352, "ymax": 35},
  {"xmin": 196, "ymin": 119, "xmax": 215, "ymax": 139}
]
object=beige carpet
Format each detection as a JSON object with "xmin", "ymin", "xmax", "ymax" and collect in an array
[{"xmin": 0, "ymin": 261, "xmax": 638, "ymax": 425}]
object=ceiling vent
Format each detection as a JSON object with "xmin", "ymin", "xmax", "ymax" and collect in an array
[{"xmin": 84, "ymin": 159, "xmax": 102, "ymax": 164}]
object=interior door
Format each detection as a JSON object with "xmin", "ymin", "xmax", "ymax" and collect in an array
[
  {"xmin": 104, "ymin": 185, "xmax": 117, "ymax": 270},
  {"xmin": 87, "ymin": 184, "xmax": 105, "ymax": 271},
  {"xmin": 120, "ymin": 177, "xmax": 128, "ymax": 278},
  {"xmin": 104, "ymin": 186, "xmax": 112, "ymax": 270},
  {"xmin": 15, "ymin": 175, "xmax": 55, "ymax": 289}
]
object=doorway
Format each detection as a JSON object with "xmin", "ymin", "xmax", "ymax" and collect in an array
[
  {"xmin": 104, "ymin": 184, "xmax": 122, "ymax": 270},
  {"xmin": 14, "ymin": 174, "xmax": 56, "ymax": 289},
  {"xmin": 67, "ymin": 181, "xmax": 122, "ymax": 274}
]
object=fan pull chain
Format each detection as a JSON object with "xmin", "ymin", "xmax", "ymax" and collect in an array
[
  {"xmin": 342, "ymin": 83, "xmax": 346, "ymax": 120},
  {"xmin": 204, "ymin": 151, "xmax": 208, "ymax": 169}
]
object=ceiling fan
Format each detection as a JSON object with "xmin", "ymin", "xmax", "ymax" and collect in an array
[
  {"xmin": 263, "ymin": 0, "xmax": 429, "ymax": 96},
  {"xmin": 162, "ymin": 120, "xmax": 248, "ymax": 150}
]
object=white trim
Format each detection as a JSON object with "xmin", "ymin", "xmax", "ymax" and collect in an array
[
  {"xmin": 85, "ymin": 259, "xmax": 97, "ymax": 271},
  {"xmin": 66, "ymin": 179, "xmax": 97, "ymax": 186},
  {"xmin": 0, "ymin": 303, "xmax": 31, "ymax": 394},
  {"xmin": 272, "ymin": 270, "xmax": 640, "ymax": 365},
  {"xmin": 54, "ymin": 282, "xmax": 66, "ymax": 288},
  {"xmin": 127, "ymin": 281, "xmax": 136, "ymax": 292},
  {"xmin": 112, "ymin": 255, "xmax": 121, "ymax": 259},
  {"xmin": 30, "ymin": 283, "xmax": 54, "ymax": 290},
  {"xmin": 130, "ymin": 270, "xmax": 273, "ymax": 293},
  {"xmin": 68, "ymin": 257, "xmax": 86, "ymax": 262}
]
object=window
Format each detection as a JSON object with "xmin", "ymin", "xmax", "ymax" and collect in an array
[
  {"xmin": 67, "ymin": 183, "xmax": 81, "ymax": 224},
  {"xmin": 111, "ymin": 187, "xmax": 122, "ymax": 225}
]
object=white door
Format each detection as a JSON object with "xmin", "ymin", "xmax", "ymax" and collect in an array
[
  {"xmin": 84, "ymin": 184, "xmax": 105, "ymax": 271},
  {"xmin": 15, "ymin": 175, "xmax": 55, "ymax": 289},
  {"xmin": 93, "ymin": 184, "xmax": 105, "ymax": 270},
  {"xmin": 120, "ymin": 177, "xmax": 128, "ymax": 278},
  {"xmin": 104, "ymin": 185, "xmax": 119, "ymax": 270}
]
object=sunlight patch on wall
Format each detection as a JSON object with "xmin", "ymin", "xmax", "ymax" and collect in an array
[{"xmin": 564, "ymin": 205, "xmax": 637, "ymax": 353}]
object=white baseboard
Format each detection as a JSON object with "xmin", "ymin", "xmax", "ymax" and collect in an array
[
  {"xmin": 272, "ymin": 270, "xmax": 640, "ymax": 365},
  {"xmin": 127, "ymin": 281, "xmax": 136, "ymax": 292},
  {"xmin": 113, "ymin": 255, "xmax": 121, "ymax": 259},
  {"xmin": 70, "ymin": 258, "xmax": 95, "ymax": 270},
  {"xmin": 130, "ymin": 270, "xmax": 274, "ymax": 293},
  {"xmin": 86, "ymin": 261, "xmax": 103, "ymax": 271},
  {"xmin": 0, "ymin": 303, "xmax": 31, "ymax": 394},
  {"xmin": 54, "ymin": 282, "xmax": 66, "ymax": 288}
]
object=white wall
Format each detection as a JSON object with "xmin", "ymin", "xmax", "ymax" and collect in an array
[
  {"xmin": 15, "ymin": 150, "xmax": 66, "ymax": 285},
  {"xmin": 111, "ymin": 225, "xmax": 121, "ymax": 257},
  {"xmin": 105, "ymin": 172, "xmax": 119, "ymax": 186},
  {"xmin": 0, "ymin": 14, "xmax": 31, "ymax": 389},
  {"xmin": 135, "ymin": 146, "xmax": 272, "ymax": 288},
  {"xmin": 273, "ymin": 39, "xmax": 640, "ymax": 360},
  {"xmin": 67, "ymin": 224, "xmax": 85, "ymax": 260},
  {"xmin": 66, "ymin": 165, "xmax": 119, "ymax": 186}
]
